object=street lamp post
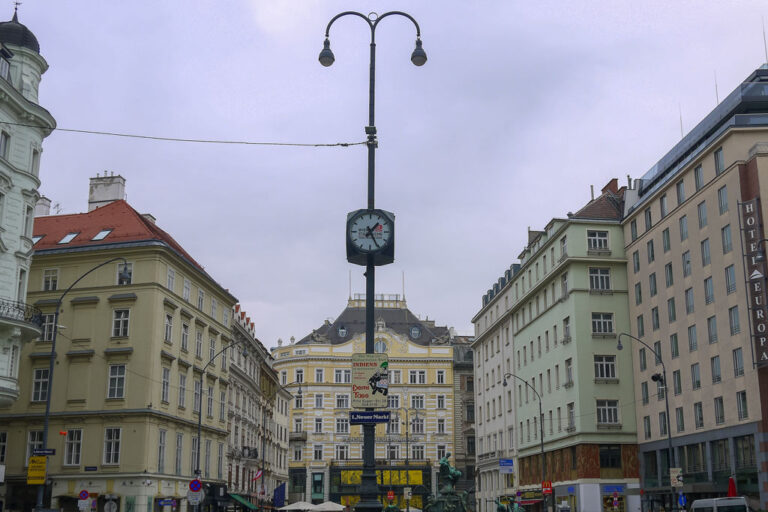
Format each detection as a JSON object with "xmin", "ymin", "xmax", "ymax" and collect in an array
[
  {"xmin": 318, "ymin": 11, "xmax": 426, "ymax": 512},
  {"xmin": 502, "ymin": 373, "xmax": 546, "ymax": 512},
  {"xmin": 617, "ymin": 332, "xmax": 676, "ymax": 512},
  {"xmin": 396, "ymin": 408, "xmax": 420, "ymax": 512},
  {"xmin": 259, "ymin": 381, "xmax": 302, "ymax": 512},
  {"xmin": 35, "ymin": 257, "xmax": 131, "ymax": 512}
]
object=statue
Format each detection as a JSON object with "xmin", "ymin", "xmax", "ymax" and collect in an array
[
  {"xmin": 438, "ymin": 453, "xmax": 462, "ymax": 494},
  {"xmin": 431, "ymin": 454, "xmax": 472, "ymax": 512}
]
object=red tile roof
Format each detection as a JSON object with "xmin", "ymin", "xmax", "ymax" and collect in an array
[{"xmin": 32, "ymin": 199, "xmax": 204, "ymax": 271}]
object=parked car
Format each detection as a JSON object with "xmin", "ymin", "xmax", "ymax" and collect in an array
[{"xmin": 690, "ymin": 496, "xmax": 751, "ymax": 512}]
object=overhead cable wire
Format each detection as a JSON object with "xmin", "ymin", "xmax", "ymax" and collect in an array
[{"xmin": 6, "ymin": 121, "xmax": 366, "ymax": 148}]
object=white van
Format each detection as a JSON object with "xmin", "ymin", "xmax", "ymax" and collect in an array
[{"xmin": 690, "ymin": 496, "xmax": 751, "ymax": 512}]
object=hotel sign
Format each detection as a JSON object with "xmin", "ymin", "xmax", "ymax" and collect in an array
[{"xmin": 740, "ymin": 199, "xmax": 768, "ymax": 364}]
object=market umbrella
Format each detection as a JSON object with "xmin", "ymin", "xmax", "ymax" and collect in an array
[
  {"xmin": 280, "ymin": 502, "xmax": 315, "ymax": 511},
  {"xmin": 312, "ymin": 502, "xmax": 346, "ymax": 512},
  {"xmin": 727, "ymin": 476, "xmax": 738, "ymax": 497}
]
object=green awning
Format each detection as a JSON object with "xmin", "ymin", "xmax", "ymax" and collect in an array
[{"xmin": 228, "ymin": 494, "xmax": 258, "ymax": 510}]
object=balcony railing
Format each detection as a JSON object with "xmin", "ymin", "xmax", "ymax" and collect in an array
[
  {"xmin": 0, "ymin": 298, "xmax": 42, "ymax": 328},
  {"xmin": 290, "ymin": 431, "xmax": 308, "ymax": 442}
]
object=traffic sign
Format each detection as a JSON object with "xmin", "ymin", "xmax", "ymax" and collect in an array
[
  {"xmin": 79, "ymin": 490, "xmax": 90, "ymax": 500},
  {"xmin": 387, "ymin": 491, "xmax": 395, "ymax": 501},
  {"xmin": 27, "ymin": 456, "xmax": 47, "ymax": 485},
  {"xmin": 499, "ymin": 459, "xmax": 514, "ymax": 474},
  {"xmin": 542, "ymin": 481, "xmax": 552, "ymax": 495},
  {"xmin": 187, "ymin": 490, "xmax": 203, "ymax": 506},
  {"xmin": 678, "ymin": 493, "xmax": 687, "ymax": 507},
  {"xmin": 78, "ymin": 500, "xmax": 89, "ymax": 511},
  {"xmin": 613, "ymin": 492, "xmax": 618, "ymax": 498},
  {"xmin": 158, "ymin": 500, "xmax": 177, "ymax": 507},
  {"xmin": 189, "ymin": 479, "xmax": 202, "ymax": 492},
  {"xmin": 350, "ymin": 411, "xmax": 391, "ymax": 425},
  {"xmin": 34, "ymin": 448, "xmax": 56, "ymax": 456}
]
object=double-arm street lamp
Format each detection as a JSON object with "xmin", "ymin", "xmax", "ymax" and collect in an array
[
  {"xmin": 617, "ymin": 332, "xmax": 676, "ymax": 512},
  {"xmin": 318, "ymin": 11, "xmax": 426, "ymax": 512},
  {"xmin": 393, "ymin": 407, "xmax": 421, "ymax": 512},
  {"xmin": 502, "ymin": 373, "xmax": 547, "ymax": 512},
  {"xmin": 36, "ymin": 257, "xmax": 131, "ymax": 512}
]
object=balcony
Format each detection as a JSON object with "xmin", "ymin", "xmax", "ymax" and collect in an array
[
  {"xmin": 290, "ymin": 431, "xmax": 308, "ymax": 442},
  {"xmin": 0, "ymin": 298, "xmax": 42, "ymax": 340}
]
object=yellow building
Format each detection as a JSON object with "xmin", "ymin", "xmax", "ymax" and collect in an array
[
  {"xmin": 273, "ymin": 294, "xmax": 456, "ymax": 509},
  {"xmin": 0, "ymin": 177, "xmax": 236, "ymax": 512}
]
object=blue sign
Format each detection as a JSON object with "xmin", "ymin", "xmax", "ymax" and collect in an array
[
  {"xmin": 678, "ymin": 494, "xmax": 687, "ymax": 507},
  {"xmin": 158, "ymin": 500, "xmax": 176, "ymax": 507},
  {"xmin": 84, "ymin": 466, "xmax": 98, "ymax": 472},
  {"xmin": 603, "ymin": 485, "xmax": 624, "ymax": 494},
  {"xmin": 273, "ymin": 483, "xmax": 286, "ymax": 508},
  {"xmin": 189, "ymin": 480, "xmax": 202, "ymax": 492},
  {"xmin": 350, "ymin": 411, "xmax": 391, "ymax": 424},
  {"xmin": 499, "ymin": 459, "xmax": 514, "ymax": 474},
  {"xmin": 33, "ymin": 448, "xmax": 55, "ymax": 456}
]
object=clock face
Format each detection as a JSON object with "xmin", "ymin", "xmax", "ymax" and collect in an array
[{"xmin": 348, "ymin": 211, "xmax": 393, "ymax": 252}]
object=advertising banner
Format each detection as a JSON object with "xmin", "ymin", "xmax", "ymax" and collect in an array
[{"xmin": 351, "ymin": 353, "xmax": 388, "ymax": 408}]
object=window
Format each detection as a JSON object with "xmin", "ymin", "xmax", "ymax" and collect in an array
[
  {"xmin": 651, "ymin": 307, "xmax": 659, "ymax": 331},
  {"xmin": 701, "ymin": 239, "xmax": 711, "ymax": 266},
  {"xmin": 104, "ymin": 428, "xmax": 121, "ymax": 464},
  {"xmin": 386, "ymin": 444, "xmax": 400, "ymax": 460},
  {"xmin": 180, "ymin": 323, "xmax": 189, "ymax": 351},
  {"xmin": 387, "ymin": 394, "xmax": 400, "ymax": 409},
  {"xmin": 161, "ymin": 367, "xmax": 170, "ymax": 402},
  {"xmin": 219, "ymin": 391, "xmax": 226, "ymax": 421},
  {"xmin": 707, "ymin": 316, "xmax": 718, "ymax": 343},
  {"xmin": 197, "ymin": 289, "xmax": 204, "ymax": 310},
  {"xmin": 116, "ymin": 262, "xmax": 133, "ymax": 285},
  {"xmin": 207, "ymin": 385, "xmax": 213, "ymax": 416},
  {"xmin": 733, "ymin": 348, "xmax": 744, "ymax": 377},
  {"xmin": 714, "ymin": 397, "xmax": 725, "ymax": 424},
  {"xmin": 437, "ymin": 370, "xmax": 445, "ymax": 384},
  {"xmin": 647, "ymin": 240, "xmax": 655, "ymax": 263},
  {"xmin": 565, "ymin": 358, "xmax": 573, "ymax": 385},
  {"xmin": 643, "ymin": 416, "xmax": 651, "ymax": 439},
  {"xmin": 596, "ymin": 400, "xmax": 619, "ymax": 425},
  {"xmin": 649, "ymin": 273, "xmax": 657, "ymax": 296},
  {"xmin": 691, "ymin": 363, "xmax": 701, "ymax": 389},
  {"xmin": 314, "ymin": 393, "xmax": 323, "ymax": 408},
  {"xmin": 313, "ymin": 445, "xmax": 323, "ymax": 461},
  {"xmin": 641, "ymin": 382, "xmax": 649, "ymax": 404},
  {"xmin": 587, "ymin": 230, "xmax": 609, "ymax": 250},
  {"xmin": 183, "ymin": 279, "xmax": 191, "ymax": 301},
  {"xmin": 437, "ymin": 395, "xmax": 446, "ymax": 408},
  {"xmin": 592, "ymin": 313, "xmax": 613, "ymax": 334},
  {"xmin": 296, "ymin": 369, "xmax": 304, "ymax": 383},
  {"xmin": 682, "ymin": 251, "xmax": 692, "ymax": 277},
  {"xmin": 722, "ymin": 225, "xmax": 733, "ymax": 254},
  {"xmin": 178, "ymin": 373, "xmax": 186, "ymax": 408},
  {"xmin": 39, "ymin": 313, "xmax": 55, "ymax": 342},
  {"xmin": 711, "ymin": 356, "xmax": 721, "ymax": 384},
  {"xmin": 0, "ymin": 431, "xmax": 5, "ymax": 463},
  {"xmin": 26, "ymin": 430, "xmax": 44, "ymax": 461},
  {"xmin": 409, "ymin": 370, "xmax": 426, "ymax": 384},
  {"xmin": 716, "ymin": 185, "xmax": 729, "ymax": 214},
  {"xmin": 639, "ymin": 348, "xmax": 647, "ymax": 371},
  {"xmin": 334, "ymin": 369, "xmax": 352, "ymax": 383},
  {"xmin": 108, "ymin": 364, "xmax": 126, "ymax": 399},
  {"xmin": 195, "ymin": 331, "xmax": 203, "ymax": 358},
  {"xmin": 314, "ymin": 418, "xmax": 323, "ymax": 433},
  {"xmin": 211, "ymin": 298, "xmax": 217, "ymax": 319},
  {"xmin": 660, "ymin": 194, "xmax": 668, "ymax": 217},
  {"xmin": 673, "ymin": 370, "xmax": 682, "ymax": 395},
  {"xmin": 335, "ymin": 417, "xmax": 349, "ymax": 433},
  {"xmin": 665, "ymin": 263, "xmax": 674, "ymax": 287},
  {"xmin": 694, "ymin": 165, "xmax": 704, "ymax": 190},
  {"xmin": 335, "ymin": 445, "xmax": 349, "ymax": 460},
  {"xmin": 694, "ymin": 402, "xmax": 704, "ymax": 428},
  {"xmin": 653, "ymin": 341, "xmax": 662, "ymax": 365},
  {"xmin": 336, "ymin": 394, "xmax": 349, "ymax": 408},
  {"xmin": 64, "ymin": 429, "xmax": 82, "ymax": 466},
  {"xmin": 675, "ymin": 407, "xmax": 685, "ymax": 433},
  {"xmin": 632, "ymin": 251, "xmax": 640, "ymax": 273},
  {"xmin": 729, "ymin": 306, "xmax": 740, "ymax": 335},
  {"xmin": 391, "ymin": 370, "xmax": 401, "ymax": 384},
  {"xmin": 32, "ymin": 368, "xmax": 49, "ymax": 402},
  {"xmin": 193, "ymin": 381, "xmax": 201, "ymax": 413},
  {"xmin": 157, "ymin": 429, "xmax": 166, "ymax": 473},
  {"xmin": 688, "ymin": 324, "xmax": 698, "ymax": 352},
  {"xmin": 668, "ymin": 298, "xmax": 676, "ymax": 322},
  {"xmin": 676, "ymin": 179, "xmax": 686, "ymax": 204},
  {"xmin": 0, "ymin": 131, "xmax": 9, "ymax": 159},
  {"xmin": 635, "ymin": 283, "xmax": 643, "ymax": 305},
  {"xmin": 411, "ymin": 445, "xmax": 425, "ymax": 460},
  {"xmin": 164, "ymin": 314, "xmax": 173, "ymax": 343},
  {"xmin": 209, "ymin": 338, "xmax": 215, "ymax": 362},
  {"xmin": 685, "ymin": 288, "xmax": 694, "ymax": 314},
  {"xmin": 167, "ymin": 268, "xmax": 175, "ymax": 290},
  {"xmin": 714, "ymin": 147, "xmax": 725, "ymax": 175},
  {"xmin": 295, "ymin": 395, "xmax": 303, "ymax": 408},
  {"xmin": 437, "ymin": 418, "xmax": 446, "ymax": 434},
  {"xmin": 43, "ymin": 269, "xmax": 58, "ymax": 291},
  {"xmin": 411, "ymin": 395, "xmax": 425, "ymax": 409},
  {"xmin": 637, "ymin": 315, "xmax": 645, "ymax": 337},
  {"xmin": 175, "ymin": 434, "xmax": 183, "ymax": 475},
  {"xmin": 594, "ymin": 355, "xmax": 616, "ymax": 379},
  {"xmin": 737, "ymin": 390, "xmax": 748, "ymax": 420},
  {"xmin": 679, "ymin": 215, "xmax": 689, "ymax": 241},
  {"xmin": 589, "ymin": 268, "xmax": 610, "ymax": 290},
  {"xmin": 630, "ymin": 220, "xmax": 638, "ymax": 241},
  {"xmin": 704, "ymin": 277, "xmax": 714, "ymax": 304},
  {"xmin": 662, "ymin": 228, "xmax": 671, "ymax": 252},
  {"xmin": 659, "ymin": 411, "xmax": 668, "ymax": 436},
  {"xmin": 697, "ymin": 201, "xmax": 707, "ymax": 228},
  {"xmin": 670, "ymin": 334, "xmax": 679, "ymax": 358},
  {"xmin": 644, "ymin": 208, "xmax": 652, "ymax": 230},
  {"xmin": 112, "ymin": 309, "xmax": 129, "ymax": 337}
]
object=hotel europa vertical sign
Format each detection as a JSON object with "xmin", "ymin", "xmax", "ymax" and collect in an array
[{"xmin": 740, "ymin": 198, "xmax": 768, "ymax": 364}]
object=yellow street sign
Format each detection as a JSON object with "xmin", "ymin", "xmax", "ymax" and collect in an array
[{"xmin": 27, "ymin": 455, "xmax": 47, "ymax": 485}]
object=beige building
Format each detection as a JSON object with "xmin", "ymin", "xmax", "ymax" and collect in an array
[
  {"xmin": 623, "ymin": 66, "xmax": 768, "ymax": 510},
  {"xmin": 0, "ymin": 176, "xmax": 236, "ymax": 512},
  {"xmin": 274, "ymin": 294, "xmax": 456, "ymax": 509}
]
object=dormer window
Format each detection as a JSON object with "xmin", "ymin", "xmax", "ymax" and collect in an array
[
  {"xmin": 374, "ymin": 340, "xmax": 387, "ymax": 353},
  {"xmin": 410, "ymin": 326, "xmax": 422, "ymax": 339},
  {"xmin": 338, "ymin": 326, "xmax": 347, "ymax": 338},
  {"xmin": 32, "ymin": 235, "xmax": 43, "ymax": 244},
  {"xmin": 92, "ymin": 229, "xmax": 113, "ymax": 241},
  {"xmin": 58, "ymin": 232, "xmax": 79, "ymax": 244}
]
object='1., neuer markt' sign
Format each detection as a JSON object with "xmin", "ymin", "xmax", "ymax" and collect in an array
[{"xmin": 740, "ymin": 198, "xmax": 768, "ymax": 364}]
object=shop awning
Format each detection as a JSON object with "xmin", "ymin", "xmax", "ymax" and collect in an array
[{"xmin": 229, "ymin": 494, "xmax": 258, "ymax": 510}]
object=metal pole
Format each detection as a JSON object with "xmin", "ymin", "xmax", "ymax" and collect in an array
[
  {"xmin": 405, "ymin": 409, "xmax": 410, "ymax": 512},
  {"xmin": 35, "ymin": 256, "xmax": 128, "ymax": 512}
]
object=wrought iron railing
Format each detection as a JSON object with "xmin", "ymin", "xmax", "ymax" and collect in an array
[{"xmin": 0, "ymin": 298, "xmax": 42, "ymax": 327}]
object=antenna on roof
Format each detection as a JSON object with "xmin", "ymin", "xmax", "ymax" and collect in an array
[
  {"xmin": 714, "ymin": 70, "xmax": 719, "ymax": 105},
  {"xmin": 402, "ymin": 270, "xmax": 406, "ymax": 302},
  {"xmin": 763, "ymin": 16, "xmax": 768, "ymax": 64},
  {"xmin": 13, "ymin": 2, "xmax": 21, "ymax": 15},
  {"xmin": 678, "ymin": 102, "xmax": 684, "ymax": 139},
  {"xmin": 348, "ymin": 269, "xmax": 352, "ymax": 300}
]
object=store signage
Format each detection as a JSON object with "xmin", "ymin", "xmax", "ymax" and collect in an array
[
  {"xmin": 739, "ymin": 199, "xmax": 768, "ymax": 364},
  {"xmin": 351, "ymin": 353, "xmax": 388, "ymax": 408}
]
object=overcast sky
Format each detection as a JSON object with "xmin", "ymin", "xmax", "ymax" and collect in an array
[{"xmin": 22, "ymin": 1, "xmax": 768, "ymax": 348}]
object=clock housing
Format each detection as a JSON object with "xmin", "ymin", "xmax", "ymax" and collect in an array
[{"xmin": 346, "ymin": 208, "xmax": 395, "ymax": 266}]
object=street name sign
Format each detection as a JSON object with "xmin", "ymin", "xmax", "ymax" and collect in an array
[
  {"xmin": 351, "ymin": 353, "xmax": 388, "ymax": 408},
  {"xmin": 350, "ymin": 411, "xmax": 391, "ymax": 424},
  {"xmin": 499, "ymin": 459, "xmax": 514, "ymax": 474},
  {"xmin": 27, "ymin": 455, "xmax": 47, "ymax": 485},
  {"xmin": 158, "ymin": 500, "xmax": 177, "ymax": 507},
  {"xmin": 33, "ymin": 448, "xmax": 55, "ymax": 456}
]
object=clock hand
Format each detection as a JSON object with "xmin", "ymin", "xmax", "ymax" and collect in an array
[{"xmin": 366, "ymin": 226, "xmax": 380, "ymax": 248}]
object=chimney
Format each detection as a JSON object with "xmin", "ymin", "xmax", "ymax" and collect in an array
[
  {"xmin": 142, "ymin": 213, "xmax": 156, "ymax": 224},
  {"xmin": 601, "ymin": 178, "xmax": 619, "ymax": 195},
  {"xmin": 88, "ymin": 173, "xmax": 126, "ymax": 211},
  {"xmin": 590, "ymin": 185, "xmax": 595, "ymax": 200},
  {"xmin": 35, "ymin": 196, "xmax": 51, "ymax": 217}
]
